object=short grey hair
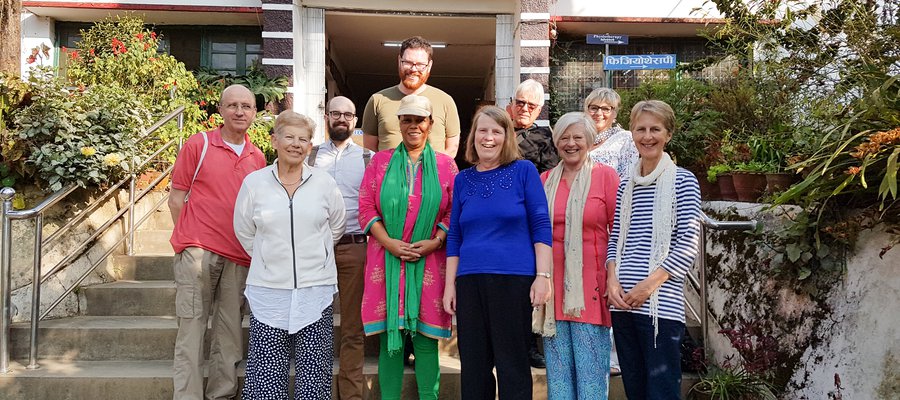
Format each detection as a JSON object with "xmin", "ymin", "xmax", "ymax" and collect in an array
[
  {"xmin": 552, "ymin": 112, "xmax": 597, "ymax": 146},
  {"xmin": 583, "ymin": 87, "xmax": 621, "ymax": 112},
  {"xmin": 515, "ymin": 79, "xmax": 545, "ymax": 106}
]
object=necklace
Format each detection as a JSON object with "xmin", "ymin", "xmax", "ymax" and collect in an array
[{"xmin": 279, "ymin": 174, "xmax": 303, "ymax": 186}]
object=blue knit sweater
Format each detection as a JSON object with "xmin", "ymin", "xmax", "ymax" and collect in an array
[{"xmin": 447, "ymin": 160, "xmax": 552, "ymax": 277}]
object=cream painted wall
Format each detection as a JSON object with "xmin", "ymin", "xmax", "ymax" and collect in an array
[
  {"xmin": 25, "ymin": 0, "xmax": 261, "ymax": 7},
  {"xmin": 551, "ymin": 0, "xmax": 723, "ymax": 19},
  {"xmin": 299, "ymin": 0, "xmax": 515, "ymax": 14},
  {"xmin": 19, "ymin": 13, "xmax": 55, "ymax": 77}
]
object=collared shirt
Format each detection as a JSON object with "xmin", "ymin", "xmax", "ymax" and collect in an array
[
  {"xmin": 310, "ymin": 140, "xmax": 368, "ymax": 234},
  {"xmin": 170, "ymin": 127, "xmax": 266, "ymax": 266},
  {"xmin": 516, "ymin": 124, "xmax": 559, "ymax": 173}
]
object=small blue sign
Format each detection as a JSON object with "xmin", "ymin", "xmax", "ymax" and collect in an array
[
  {"xmin": 586, "ymin": 34, "xmax": 629, "ymax": 45},
  {"xmin": 604, "ymin": 54, "xmax": 677, "ymax": 70}
]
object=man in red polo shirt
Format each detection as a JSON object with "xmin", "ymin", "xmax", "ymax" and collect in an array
[{"xmin": 168, "ymin": 84, "xmax": 266, "ymax": 400}]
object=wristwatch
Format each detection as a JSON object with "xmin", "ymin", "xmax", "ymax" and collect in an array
[{"xmin": 536, "ymin": 272, "xmax": 551, "ymax": 279}]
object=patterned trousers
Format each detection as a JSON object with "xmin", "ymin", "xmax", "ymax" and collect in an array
[
  {"xmin": 543, "ymin": 321, "xmax": 611, "ymax": 400},
  {"xmin": 242, "ymin": 307, "xmax": 334, "ymax": 400}
]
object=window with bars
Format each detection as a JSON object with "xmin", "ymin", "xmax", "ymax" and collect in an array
[{"xmin": 550, "ymin": 36, "xmax": 724, "ymax": 120}]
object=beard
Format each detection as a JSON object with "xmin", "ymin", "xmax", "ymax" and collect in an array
[
  {"xmin": 399, "ymin": 69, "xmax": 430, "ymax": 91},
  {"xmin": 328, "ymin": 122, "xmax": 352, "ymax": 142}
]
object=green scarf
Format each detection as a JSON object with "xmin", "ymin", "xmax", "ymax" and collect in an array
[{"xmin": 379, "ymin": 142, "xmax": 442, "ymax": 354}]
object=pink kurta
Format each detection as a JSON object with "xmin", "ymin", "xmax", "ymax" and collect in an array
[
  {"xmin": 541, "ymin": 164, "xmax": 619, "ymax": 326},
  {"xmin": 358, "ymin": 149, "xmax": 457, "ymax": 339}
]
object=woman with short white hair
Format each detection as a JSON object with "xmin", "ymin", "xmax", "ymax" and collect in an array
[
  {"xmin": 234, "ymin": 111, "xmax": 346, "ymax": 400},
  {"xmin": 535, "ymin": 112, "xmax": 619, "ymax": 399}
]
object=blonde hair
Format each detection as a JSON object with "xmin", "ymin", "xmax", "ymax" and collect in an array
[
  {"xmin": 629, "ymin": 100, "xmax": 675, "ymax": 133},
  {"xmin": 583, "ymin": 87, "xmax": 621, "ymax": 113},
  {"xmin": 552, "ymin": 112, "xmax": 597, "ymax": 146},
  {"xmin": 465, "ymin": 106, "xmax": 522, "ymax": 165},
  {"xmin": 274, "ymin": 111, "xmax": 316, "ymax": 139}
]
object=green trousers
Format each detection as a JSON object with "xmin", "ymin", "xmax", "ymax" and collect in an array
[{"xmin": 378, "ymin": 333, "xmax": 440, "ymax": 400}]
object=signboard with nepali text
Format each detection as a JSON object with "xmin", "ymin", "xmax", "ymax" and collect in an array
[{"xmin": 604, "ymin": 54, "xmax": 677, "ymax": 70}]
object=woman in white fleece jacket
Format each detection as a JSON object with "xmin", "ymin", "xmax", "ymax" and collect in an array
[{"xmin": 233, "ymin": 111, "xmax": 346, "ymax": 400}]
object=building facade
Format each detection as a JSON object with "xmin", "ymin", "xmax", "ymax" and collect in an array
[{"xmin": 19, "ymin": 0, "xmax": 726, "ymax": 138}]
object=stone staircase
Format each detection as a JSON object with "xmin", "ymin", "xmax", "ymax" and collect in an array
[{"xmin": 0, "ymin": 206, "xmax": 699, "ymax": 399}]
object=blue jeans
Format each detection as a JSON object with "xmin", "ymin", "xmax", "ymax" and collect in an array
[{"xmin": 611, "ymin": 312, "xmax": 684, "ymax": 400}]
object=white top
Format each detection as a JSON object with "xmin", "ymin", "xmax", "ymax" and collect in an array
[
  {"xmin": 233, "ymin": 161, "xmax": 346, "ymax": 289},
  {"xmin": 224, "ymin": 141, "xmax": 245, "ymax": 156},
  {"xmin": 309, "ymin": 140, "xmax": 368, "ymax": 234},
  {"xmin": 245, "ymin": 284, "xmax": 337, "ymax": 334}
]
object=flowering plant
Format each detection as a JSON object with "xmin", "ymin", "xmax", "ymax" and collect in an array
[{"xmin": 12, "ymin": 67, "xmax": 150, "ymax": 190}]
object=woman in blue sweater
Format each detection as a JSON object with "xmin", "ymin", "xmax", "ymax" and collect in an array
[
  {"xmin": 443, "ymin": 106, "xmax": 553, "ymax": 400},
  {"xmin": 606, "ymin": 100, "xmax": 702, "ymax": 399}
]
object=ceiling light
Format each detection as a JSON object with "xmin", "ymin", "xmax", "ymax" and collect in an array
[{"xmin": 383, "ymin": 41, "xmax": 446, "ymax": 48}]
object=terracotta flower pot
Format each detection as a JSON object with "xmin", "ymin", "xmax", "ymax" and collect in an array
[
  {"xmin": 717, "ymin": 173, "xmax": 737, "ymax": 201},
  {"xmin": 689, "ymin": 168, "xmax": 720, "ymax": 200},
  {"xmin": 765, "ymin": 172, "xmax": 799, "ymax": 194},
  {"xmin": 731, "ymin": 172, "xmax": 767, "ymax": 202}
]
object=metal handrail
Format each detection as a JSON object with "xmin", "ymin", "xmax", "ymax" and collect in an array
[
  {"xmin": 0, "ymin": 105, "xmax": 185, "ymax": 373},
  {"xmin": 693, "ymin": 212, "xmax": 760, "ymax": 349}
]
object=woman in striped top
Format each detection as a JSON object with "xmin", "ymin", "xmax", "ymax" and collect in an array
[{"xmin": 606, "ymin": 100, "xmax": 702, "ymax": 400}]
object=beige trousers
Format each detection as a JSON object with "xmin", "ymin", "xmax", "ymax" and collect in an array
[
  {"xmin": 172, "ymin": 247, "xmax": 248, "ymax": 400},
  {"xmin": 335, "ymin": 242, "xmax": 367, "ymax": 400}
]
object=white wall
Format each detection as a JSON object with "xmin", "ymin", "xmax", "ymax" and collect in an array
[
  {"xmin": 700, "ymin": 202, "xmax": 900, "ymax": 398},
  {"xmin": 20, "ymin": 13, "xmax": 55, "ymax": 77},
  {"xmin": 551, "ymin": 0, "xmax": 723, "ymax": 19}
]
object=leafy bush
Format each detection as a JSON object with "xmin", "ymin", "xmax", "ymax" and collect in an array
[
  {"xmin": 194, "ymin": 66, "xmax": 289, "ymax": 111},
  {"xmin": 618, "ymin": 72, "xmax": 721, "ymax": 169},
  {"xmin": 13, "ymin": 68, "xmax": 151, "ymax": 190}
]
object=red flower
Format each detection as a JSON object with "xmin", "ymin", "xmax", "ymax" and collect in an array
[
  {"xmin": 144, "ymin": 42, "xmax": 151, "ymax": 51},
  {"xmin": 89, "ymin": 48, "xmax": 95, "ymax": 56},
  {"xmin": 199, "ymin": 100, "xmax": 207, "ymax": 106},
  {"xmin": 111, "ymin": 38, "xmax": 127, "ymax": 55},
  {"xmin": 59, "ymin": 47, "xmax": 66, "ymax": 54},
  {"xmin": 70, "ymin": 50, "xmax": 80, "ymax": 59},
  {"xmin": 150, "ymin": 32, "xmax": 157, "ymax": 40},
  {"xmin": 163, "ymin": 83, "xmax": 170, "ymax": 90},
  {"xmin": 136, "ymin": 33, "xmax": 144, "ymax": 40},
  {"xmin": 26, "ymin": 55, "xmax": 36, "ymax": 64}
]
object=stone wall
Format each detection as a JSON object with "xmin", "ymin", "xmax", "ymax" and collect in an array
[{"xmin": 700, "ymin": 202, "xmax": 899, "ymax": 398}]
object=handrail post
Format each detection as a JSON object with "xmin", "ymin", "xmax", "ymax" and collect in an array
[
  {"xmin": 699, "ymin": 223, "xmax": 709, "ymax": 351},
  {"xmin": 0, "ymin": 187, "xmax": 16, "ymax": 374},
  {"xmin": 127, "ymin": 170, "xmax": 136, "ymax": 256},
  {"xmin": 27, "ymin": 214, "xmax": 42, "ymax": 370}
]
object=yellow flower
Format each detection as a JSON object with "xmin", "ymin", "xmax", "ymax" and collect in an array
[
  {"xmin": 103, "ymin": 153, "xmax": 123, "ymax": 167},
  {"xmin": 80, "ymin": 146, "xmax": 97, "ymax": 157}
]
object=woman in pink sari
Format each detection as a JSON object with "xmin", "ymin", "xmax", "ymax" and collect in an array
[{"xmin": 358, "ymin": 94, "xmax": 457, "ymax": 400}]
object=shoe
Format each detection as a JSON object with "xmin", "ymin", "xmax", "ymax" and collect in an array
[
  {"xmin": 610, "ymin": 367, "xmax": 621, "ymax": 376},
  {"xmin": 528, "ymin": 347, "xmax": 546, "ymax": 369}
]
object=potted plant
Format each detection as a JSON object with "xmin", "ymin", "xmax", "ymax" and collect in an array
[{"xmin": 707, "ymin": 163, "xmax": 735, "ymax": 201}]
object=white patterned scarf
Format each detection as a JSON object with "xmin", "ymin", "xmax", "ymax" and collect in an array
[
  {"xmin": 533, "ymin": 158, "xmax": 593, "ymax": 336},
  {"xmin": 613, "ymin": 152, "xmax": 677, "ymax": 344}
]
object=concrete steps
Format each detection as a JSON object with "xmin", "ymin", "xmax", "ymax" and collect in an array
[{"xmin": 4, "ymin": 228, "xmax": 702, "ymax": 399}]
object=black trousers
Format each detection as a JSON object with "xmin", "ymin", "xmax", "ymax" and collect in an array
[{"xmin": 456, "ymin": 273, "xmax": 534, "ymax": 400}]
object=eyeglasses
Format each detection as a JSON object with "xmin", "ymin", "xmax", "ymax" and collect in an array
[
  {"xmin": 588, "ymin": 105, "xmax": 615, "ymax": 114},
  {"xmin": 400, "ymin": 59, "xmax": 430, "ymax": 71},
  {"xmin": 514, "ymin": 99, "xmax": 540, "ymax": 111},
  {"xmin": 328, "ymin": 111, "xmax": 355, "ymax": 120},
  {"xmin": 223, "ymin": 103, "xmax": 256, "ymax": 113}
]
